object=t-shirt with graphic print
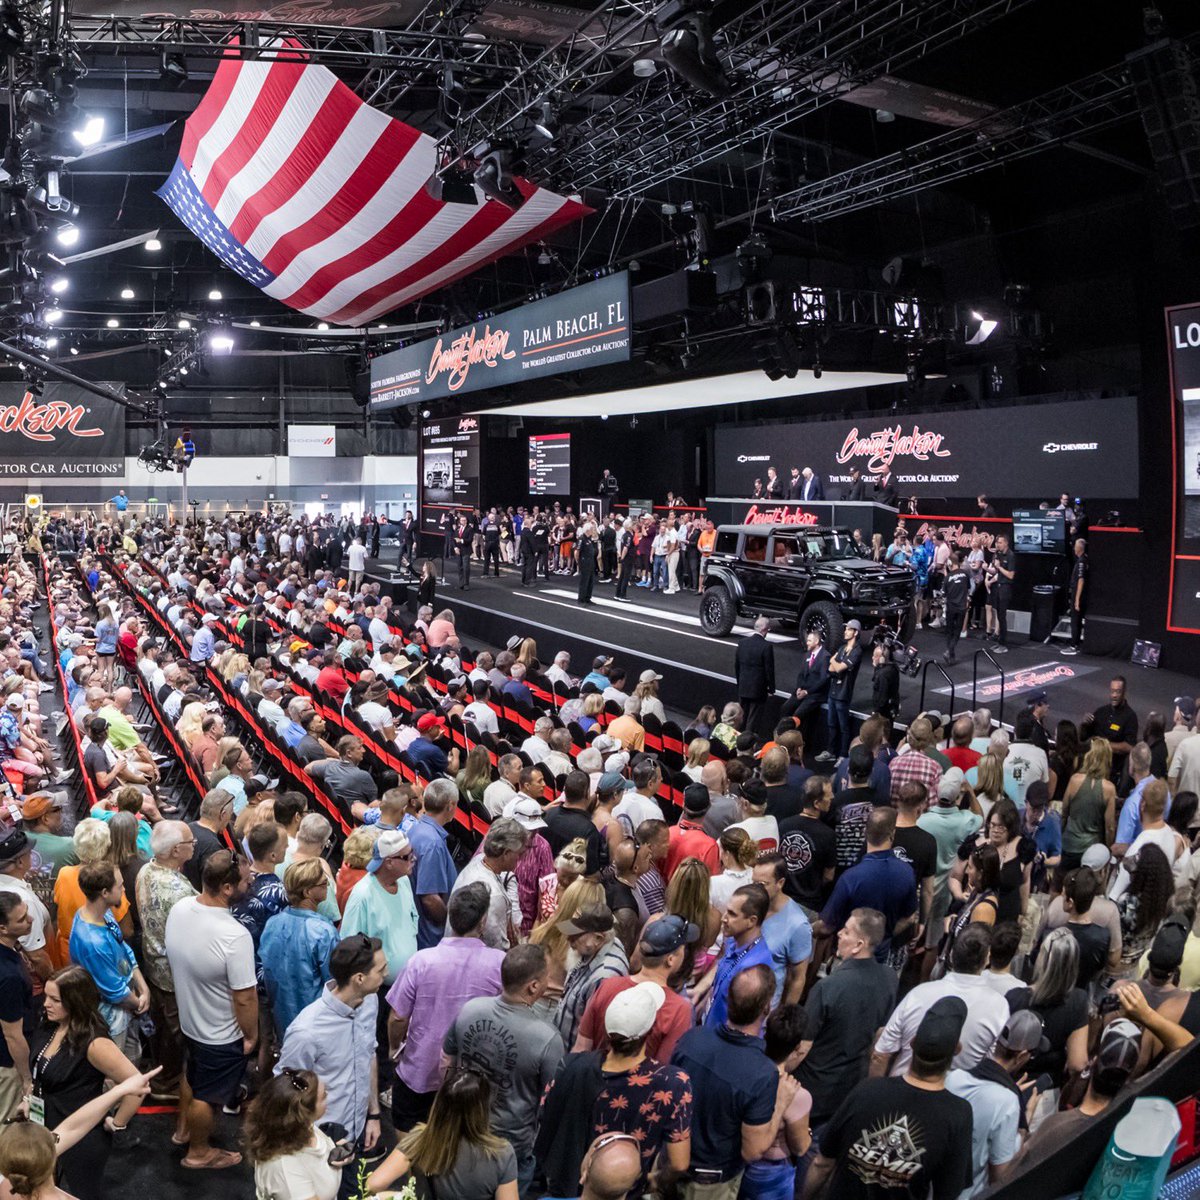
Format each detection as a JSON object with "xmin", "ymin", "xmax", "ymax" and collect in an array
[
  {"xmin": 819, "ymin": 1075, "xmax": 973, "ymax": 1200},
  {"xmin": 831, "ymin": 787, "xmax": 878, "ymax": 872}
]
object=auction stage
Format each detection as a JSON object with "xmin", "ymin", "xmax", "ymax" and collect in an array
[{"xmin": 366, "ymin": 559, "xmax": 1189, "ymax": 735}]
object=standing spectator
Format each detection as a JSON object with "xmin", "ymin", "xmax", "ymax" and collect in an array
[
  {"xmin": 806, "ymin": 998, "xmax": 974, "ymax": 1200},
  {"xmin": 1062, "ymin": 739, "xmax": 1117, "ymax": 869},
  {"xmin": 444, "ymin": 944, "xmax": 565, "ymax": 1196},
  {"xmin": 244, "ymin": 1068, "xmax": 342, "ymax": 1200},
  {"xmin": 751, "ymin": 853, "xmax": 812, "ymax": 1006},
  {"xmin": 451, "ymin": 819, "xmax": 527, "ymax": 951},
  {"xmin": 184, "ymin": 789, "xmax": 235, "ymax": 890},
  {"xmin": 259, "ymin": 860, "xmax": 339, "ymax": 1038},
  {"xmin": 671, "ymin": 965, "xmax": 793, "ymax": 1200},
  {"xmin": 165, "ymin": 851, "xmax": 256, "ymax": 1170},
  {"xmin": 406, "ymin": 777, "xmax": 460, "ymax": 948},
  {"xmin": 340, "ymin": 829, "xmax": 419, "ymax": 987},
  {"xmin": 734, "ymin": 617, "xmax": 775, "ymax": 737},
  {"xmin": 1005, "ymin": 710, "xmax": 1051, "ymax": 807},
  {"xmin": 386, "ymin": 883, "xmax": 504, "ymax": 1133},
  {"xmin": 665, "ymin": 785, "xmax": 720, "ymax": 879},
  {"xmin": 822, "ymin": 620, "xmax": 864, "ymax": 763},
  {"xmin": 230, "ymin": 821, "xmax": 290, "ymax": 971},
  {"xmin": 778, "ymin": 775, "xmax": 837, "ymax": 914},
  {"xmin": 1090, "ymin": 675, "xmax": 1138, "ymax": 783},
  {"xmin": 0, "ymin": 828, "xmax": 53, "ymax": 984},
  {"xmin": 276, "ymin": 935, "xmax": 388, "ymax": 1186},
  {"xmin": 0, "ymin": 892, "xmax": 32, "ymax": 1120},
  {"xmin": 555, "ymin": 906, "xmax": 629, "ymax": 1050},
  {"xmin": 135, "ymin": 820, "xmax": 196, "ymax": 1101},
  {"xmin": 696, "ymin": 884, "xmax": 773, "ymax": 1029},
  {"xmin": 346, "ymin": 536, "xmax": 367, "ymax": 594}
]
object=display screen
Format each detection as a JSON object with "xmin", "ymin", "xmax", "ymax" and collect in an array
[
  {"xmin": 420, "ymin": 416, "xmax": 480, "ymax": 533},
  {"xmin": 1168, "ymin": 304, "xmax": 1200, "ymax": 631},
  {"xmin": 528, "ymin": 432, "xmax": 571, "ymax": 496},
  {"xmin": 713, "ymin": 396, "xmax": 1140, "ymax": 500},
  {"xmin": 1011, "ymin": 509, "xmax": 1067, "ymax": 555}
]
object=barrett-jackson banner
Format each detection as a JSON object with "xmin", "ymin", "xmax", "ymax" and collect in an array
[
  {"xmin": 369, "ymin": 272, "xmax": 631, "ymax": 409},
  {"xmin": 713, "ymin": 395, "xmax": 1139, "ymax": 501},
  {"xmin": 0, "ymin": 383, "xmax": 125, "ymax": 477}
]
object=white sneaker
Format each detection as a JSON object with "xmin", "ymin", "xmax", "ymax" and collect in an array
[
  {"xmin": 52, "ymin": 769, "xmax": 74, "ymax": 784},
  {"xmin": 37, "ymin": 683, "xmax": 54, "ymax": 693}
]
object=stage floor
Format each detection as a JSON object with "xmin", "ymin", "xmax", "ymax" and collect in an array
[{"xmin": 368, "ymin": 558, "xmax": 1187, "ymax": 734}]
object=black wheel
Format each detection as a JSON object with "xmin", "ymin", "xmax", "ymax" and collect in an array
[
  {"xmin": 699, "ymin": 585, "xmax": 737, "ymax": 636},
  {"xmin": 801, "ymin": 599, "xmax": 844, "ymax": 647}
]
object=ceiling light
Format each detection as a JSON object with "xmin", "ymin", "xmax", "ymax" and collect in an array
[
  {"xmin": 473, "ymin": 148, "xmax": 525, "ymax": 210},
  {"xmin": 145, "ymin": 237, "xmax": 161, "ymax": 252},
  {"xmin": 208, "ymin": 289, "xmax": 222, "ymax": 300},
  {"xmin": 120, "ymin": 287, "xmax": 134, "ymax": 300},
  {"xmin": 49, "ymin": 277, "xmax": 67, "ymax": 294},
  {"xmin": 45, "ymin": 309, "xmax": 62, "ymax": 323},
  {"xmin": 659, "ymin": 14, "xmax": 730, "ymax": 97},
  {"xmin": 250, "ymin": 319, "xmax": 260, "ymax": 328},
  {"xmin": 106, "ymin": 318, "xmax": 118, "ymax": 328},
  {"xmin": 179, "ymin": 366, "xmax": 188, "ymax": 375},
  {"xmin": 633, "ymin": 58, "xmax": 657, "ymax": 77},
  {"xmin": 317, "ymin": 322, "xmax": 329, "ymax": 331},
  {"xmin": 160, "ymin": 52, "xmax": 188, "ymax": 88},
  {"xmin": 177, "ymin": 318, "xmax": 190, "ymax": 329},
  {"xmin": 45, "ymin": 337, "xmax": 57, "ymax": 349},
  {"xmin": 56, "ymin": 225, "xmax": 80, "ymax": 247},
  {"xmin": 210, "ymin": 333, "xmax": 234, "ymax": 351},
  {"xmin": 72, "ymin": 116, "xmax": 105, "ymax": 148},
  {"xmin": 69, "ymin": 345, "xmax": 78, "ymax": 356}
]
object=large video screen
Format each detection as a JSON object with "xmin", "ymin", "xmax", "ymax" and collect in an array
[
  {"xmin": 529, "ymin": 433, "xmax": 571, "ymax": 496},
  {"xmin": 1011, "ymin": 509, "xmax": 1067, "ymax": 555},
  {"xmin": 1169, "ymin": 304, "xmax": 1200, "ymax": 632},
  {"xmin": 420, "ymin": 416, "xmax": 480, "ymax": 533},
  {"xmin": 713, "ymin": 396, "xmax": 1139, "ymax": 501}
]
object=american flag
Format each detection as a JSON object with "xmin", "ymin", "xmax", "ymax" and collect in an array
[{"xmin": 157, "ymin": 49, "xmax": 591, "ymax": 327}]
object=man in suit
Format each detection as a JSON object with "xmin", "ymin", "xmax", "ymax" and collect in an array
[
  {"xmin": 734, "ymin": 616, "xmax": 775, "ymax": 736},
  {"xmin": 780, "ymin": 630, "xmax": 830, "ymax": 742},
  {"xmin": 786, "ymin": 467, "xmax": 804, "ymax": 499},
  {"xmin": 874, "ymin": 471, "xmax": 899, "ymax": 506},
  {"xmin": 800, "ymin": 468, "xmax": 824, "ymax": 501},
  {"xmin": 845, "ymin": 467, "xmax": 866, "ymax": 501}
]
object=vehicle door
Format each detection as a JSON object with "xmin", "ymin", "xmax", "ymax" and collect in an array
[
  {"xmin": 757, "ymin": 533, "xmax": 811, "ymax": 616},
  {"xmin": 736, "ymin": 532, "xmax": 776, "ymax": 610}
]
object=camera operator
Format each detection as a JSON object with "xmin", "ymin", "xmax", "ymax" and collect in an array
[
  {"xmin": 941, "ymin": 554, "xmax": 970, "ymax": 666},
  {"xmin": 871, "ymin": 640, "xmax": 900, "ymax": 722}
]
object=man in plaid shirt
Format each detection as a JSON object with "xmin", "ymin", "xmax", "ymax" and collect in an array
[{"xmin": 888, "ymin": 718, "xmax": 943, "ymax": 803}]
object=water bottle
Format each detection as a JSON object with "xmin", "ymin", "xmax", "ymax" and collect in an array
[{"xmin": 1082, "ymin": 1096, "xmax": 1181, "ymax": 1200}]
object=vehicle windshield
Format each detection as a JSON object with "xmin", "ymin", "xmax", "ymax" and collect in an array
[{"xmin": 774, "ymin": 531, "xmax": 862, "ymax": 561}]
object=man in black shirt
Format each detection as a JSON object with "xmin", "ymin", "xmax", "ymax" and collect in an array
[
  {"xmin": 941, "ymin": 554, "xmax": 970, "ymax": 665},
  {"xmin": 1064, "ymin": 537, "xmax": 1089, "ymax": 656},
  {"xmin": 576, "ymin": 522, "xmax": 599, "ymax": 606},
  {"xmin": 806, "ymin": 995, "xmax": 974, "ymax": 1200},
  {"xmin": 542, "ymin": 771, "xmax": 602, "ymax": 876},
  {"xmin": 779, "ymin": 776, "xmax": 836, "ymax": 913},
  {"xmin": 184, "ymin": 789, "xmax": 234, "ymax": 890},
  {"xmin": 829, "ymin": 746, "xmax": 878, "ymax": 872},
  {"xmin": 822, "ymin": 620, "xmax": 863, "ymax": 763},
  {"xmin": 892, "ymin": 783, "xmax": 937, "ymax": 951},
  {"xmin": 987, "ymin": 534, "xmax": 1015, "ymax": 652},
  {"xmin": 598, "ymin": 469, "xmax": 619, "ymax": 497},
  {"xmin": 1088, "ymin": 675, "xmax": 1138, "ymax": 783}
]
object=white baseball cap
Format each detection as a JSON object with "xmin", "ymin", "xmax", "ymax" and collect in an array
[
  {"xmin": 510, "ymin": 797, "xmax": 547, "ymax": 831},
  {"xmin": 605, "ymin": 982, "xmax": 665, "ymax": 1039}
]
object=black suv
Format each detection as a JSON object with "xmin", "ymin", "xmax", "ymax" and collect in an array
[{"xmin": 699, "ymin": 523, "xmax": 916, "ymax": 643}]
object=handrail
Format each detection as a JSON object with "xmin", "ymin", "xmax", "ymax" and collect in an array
[
  {"xmin": 971, "ymin": 648, "xmax": 1006, "ymax": 726},
  {"xmin": 918, "ymin": 658, "xmax": 956, "ymax": 719}
]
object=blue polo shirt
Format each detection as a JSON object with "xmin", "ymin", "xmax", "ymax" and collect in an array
[
  {"xmin": 406, "ymin": 736, "xmax": 448, "ymax": 779},
  {"xmin": 671, "ymin": 1025, "xmax": 777, "ymax": 1176},
  {"xmin": 703, "ymin": 935, "xmax": 775, "ymax": 1029},
  {"xmin": 1115, "ymin": 775, "xmax": 1168, "ymax": 845},
  {"xmin": 819, "ymin": 849, "xmax": 916, "ymax": 961},
  {"xmin": 407, "ymin": 814, "xmax": 459, "ymax": 949}
]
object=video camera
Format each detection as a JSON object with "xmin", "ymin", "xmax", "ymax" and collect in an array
[
  {"xmin": 137, "ymin": 441, "xmax": 177, "ymax": 473},
  {"xmin": 871, "ymin": 621, "xmax": 922, "ymax": 678}
]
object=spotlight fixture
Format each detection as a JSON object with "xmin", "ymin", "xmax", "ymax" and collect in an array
[
  {"xmin": 210, "ymin": 332, "xmax": 234, "ymax": 351},
  {"xmin": 145, "ymin": 237, "xmax": 161, "ymax": 251},
  {"xmin": 45, "ymin": 336, "xmax": 57, "ymax": 349},
  {"xmin": 68, "ymin": 345, "xmax": 78, "ymax": 355},
  {"xmin": 72, "ymin": 116, "xmax": 105, "ymax": 148},
  {"xmin": 26, "ymin": 169, "xmax": 79, "ymax": 222},
  {"xmin": 55, "ymin": 225, "xmax": 79, "ymax": 247},
  {"xmin": 179, "ymin": 366, "xmax": 188, "ymax": 375},
  {"xmin": 659, "ymin": 12, "xmax": 730, "ymax": 97},
  {"xmin": 426, "ymin": 166, "xmax": 478, "ymax": 206},
  {"xmin": 49, "ymin": 277, "xmax": 67, "ymax": 294},
  {"xmin": 208, "ymin": 289, "xmax": 222, "ymax": 300},
  {"xmin": 250, "ymin": 319, "xmax": 260, "ymax": 327},
  {"xmin": 177, "ymin": 318, "xmax": 190, "ymax": 329},
  {"xmin": 44, "ymin": 309, "xmax": 62, "ymax": 323},
  {"xmin": 160, "ymin": 52, "xmax": 188, "ymax": 88},
  {"xmin": 633, "ymin": 58, "xmax": 657, "ymax": 77},
  {"xmin": 531, "ymin": 99, "xmax": 558, "ymax": 141},
  {"xmin": 317, "ymin": 322, "xmax": 329, "ymax": 331},
  {"xmin": 473, "ymin": 148, "xmax": 524, "ymax": 210},
  {"xmin": 965, "ymin": 310, "xmax": 999, "ymax": 346},
  {"xmin": 106, "ymin": 317, "xmax": 118, "ymax": 328},
  {"xmin": 120, "ymin": 287, "xmax": 134, "ymax": 300}
]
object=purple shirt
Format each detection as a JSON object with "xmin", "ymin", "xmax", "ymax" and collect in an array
[{"xmin": 387, "ymin": 936, "xmax": 504, "ymax": 1094}]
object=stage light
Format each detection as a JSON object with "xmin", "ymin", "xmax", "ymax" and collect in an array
[
  {"xmin": 210, "ymin": 333, "xmax": 234, "ymax": 351},
  {"xmin": 49, "ymin": 277, "xmax": 67, "ymax": 294},
  {"xmin": 633, "ymin": 58, "xmax": 657, "ymax": 77},
  {"xmin": 26, "ymin": 169, "xmax": 79, "ymax": 221},
  {"xmin": 474, "ymin": 149, "xmax": 524, "ymax": 210},
  {"xmin": 145, "ymin": 237, "xmax": 161, "ymax": 251},
  {"xmin": 179, "ymin": 366, "xmax": 188, "ymax": 376},
  {"xmin": 177, "ymin": 318, "xmax": 190, "ymax": 329},
  {"xmin": 250, "ymin": 319, "xmax": 260, "ymax": 327},
  {"xmin": 68, "ymin": 345, "xmax": 78, "ymax": 355},
  {"xmin": 317, "ymin": 322, "xmax": 330, "ymax": 331},
  {"xmin": 426, "ymin": 165, "xmax": 478, "ymax": 206},
  {"xmin": 106, "ymin": 318, "xmax": 118, "ymax": 328},
  {"xmin": 55, "ymin": 225, "xmax": 79, "ymax": 247},
  {"xmin": 72, "ymin": 116, "xmax": 105, "ymax": 148},
  {"xmin": 160, "ymin": 52, "xmax": 188, "ymax": 88},
  {"xmin": 165, "ymin": 348, "xmax": 172, "ymax": 356},
  {"xmin": 532, "ymin": 99, "xmax": 558, "ymax": 141},
  {"xmin": 659, "ymin": 14, "xmax": 730, "ymax": 97},
  {"xmin": 421, "ymin": 408, "xmax": 430, "ymax": 418},
  {"xmin": 45, "ymin": 309, "xmax": 62, "ymax": 323},
  {"xmin": 45, "ymin": 336, "xmax": 57, "ymax": 348},
  {"xmin": 208, "ymin": 289, "xmax": 222, "ymax": 300},
  {"xmin": 120, "ymin": 287, "xmax": 134, "ymax": 300},
  {"xmin": 965, "ymin": 310, "xmax": 999, "ymax": 346}
]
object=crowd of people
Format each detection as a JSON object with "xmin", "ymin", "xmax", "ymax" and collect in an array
[{"xmin": 0, "ymin": 506, "xmax": 1190, "ymax": 1200}]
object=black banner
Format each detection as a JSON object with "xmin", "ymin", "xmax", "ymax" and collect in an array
[
  {"xmin": 0, "ymin": 383, "xmax": 125, "ymax": 477},
  {"xmin": 369, "ymin": 273, "xmax": 631, "ymax": 409},
  {"xmin": 1168, "ymin": 303, "xmax": 1200, "ymax": 632},
  {"xmin": 713, "ymin": 396, "xmax": 1139, "ymax": 501}
]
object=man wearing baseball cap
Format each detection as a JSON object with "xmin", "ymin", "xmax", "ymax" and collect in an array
[
  {"xmin": 537, "ymin": 981, "xmax": 692, "ymax": 1197},
  {"xmin": 574, "ymin": 915, "xmax": 697, "ymax": 1062},
  {"xmin": 664, "ymin": 784, "xmax": 719, "ymax": 878},
  {"xmin": 339, "ymin": 829, "xmax": 418, "ymax": 986},
  {"xmin": 554, "ymin": 905, "xmax": 629, "ymax": 1049},
  {"xmin": 809, "ymin": 996, "xmax": 974, "ymax": 1200},
  {"xmin": 947, "ymin": 1010, "xmax": 1049, "ymax": 1193},
  {"xmin": 407, "ymin": 711, "xmax": 459, "ymax": 779},
  {"xmin": 1166, "ymin": 696, "xmax": 1196, "ymax": 762},
  {"xmin": 19, "ymin": 794, "xmax": 73, "ymax": 881}
]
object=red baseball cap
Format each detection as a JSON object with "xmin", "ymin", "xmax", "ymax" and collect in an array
[{"xmin": 416, "ymin": 712, "xmax": 446, "ymax": 734}]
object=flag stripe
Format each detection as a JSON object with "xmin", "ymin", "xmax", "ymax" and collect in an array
[
  {"xmin": 204, "ymin": 60, "xmax": 333, "ymax": 217},
  {"xmin": 164, "ymin": 55, "xmax": 591, "ymax": 326}
]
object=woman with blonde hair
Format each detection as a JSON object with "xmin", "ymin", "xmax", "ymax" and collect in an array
[
  {"xmin": 175, "ymin": 701, "xmax": 206, "ymax": 749},
  {"xmin": 515, "ymin": 637, "xmax": 538, "ymax": 670},
  {"xmin": 536, "ymin": 838, "xmax": 589, "ymax": 924},
  {"xmin": 632, "ymin": 672, "xmax": 666, "ymax": 723},
  {"xmin": 455, "ymin": 744, "xmax": 492, "ymax": 806},
  {"xmin": 1062, "ymin": 737, "xmax": 1118, "ymax": 870},
  {"xmin": 224, "ymin": 652, "xmax": 251, "ymax": 688},
  {"xmin": 683, "ymin": 737, "xmax": 711, "ymax": 782},
  {"xmin": 336, "ymin": 826, "xmax": 380, "ymax": 911},
  {"xmin": 637, "ymin": 856, "xmax": 721, "ymax": 984},
  {"xmin": 530, "ymin": 877, "xmax": 604, "ymax": 1016},
  {"xmin": 972, "ymin": 753, "xmax": 1007, "ymax": 823},
  {"xmin": 578, "ymin": 692, "xmax": 605, "ymax": 734},
  {"xmin": 709, "ymin": 827, "xmax": 758, "ymax": 910}
]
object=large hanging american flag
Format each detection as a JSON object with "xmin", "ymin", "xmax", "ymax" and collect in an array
[{"xmin": 157, "ymin": 49, "xmax": 591, "ymax": 327}]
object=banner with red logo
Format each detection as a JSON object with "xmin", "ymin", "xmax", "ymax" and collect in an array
[{"xmin": 0, "ymin": 383, "xmax": 125, "ymax": 478}]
